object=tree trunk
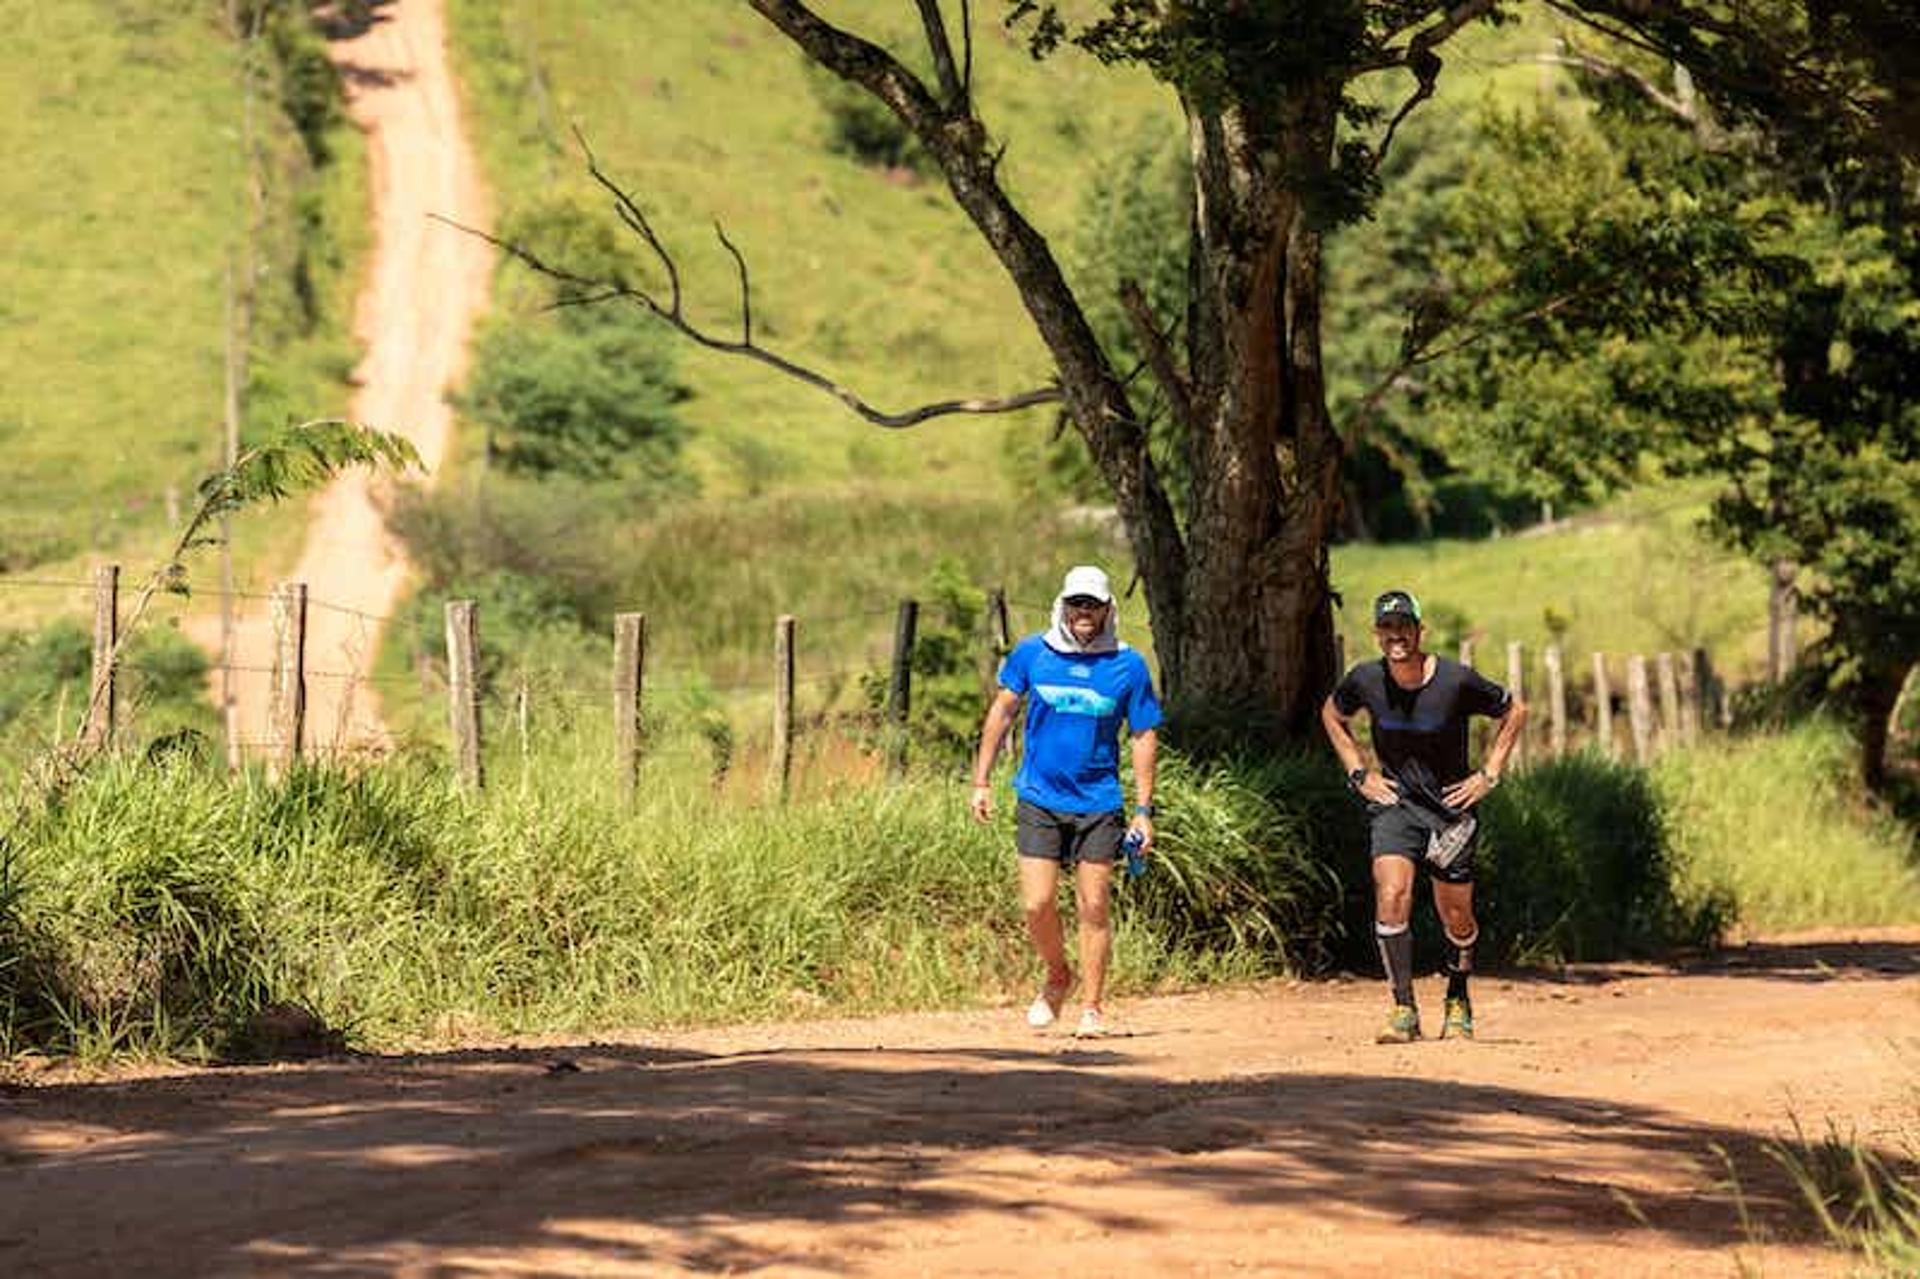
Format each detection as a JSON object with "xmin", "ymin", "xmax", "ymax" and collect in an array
[
  {"xmin": 1858, "ymin": 659, "xmax": 1910, "ymax": 791},
  {"xmin": 748, "ymin": 4, "xmax": 1344, "ymax": 748},
  {"xmin": 1768, "ymin": 557, "xmax": 1799, "ymax": 682},
  {"xmin": 1169, "ymin": 90, "xmax": 1344, "ymax": 745}
]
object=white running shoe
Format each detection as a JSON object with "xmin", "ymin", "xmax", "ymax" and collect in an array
[
  {"xmin": 1026, "ymin": 977, "xmax": 1070, "ymax": 1028},
  {"xmin": 1073, "ymin": 1008, "xmax": 1109, "ymax": 1038}
]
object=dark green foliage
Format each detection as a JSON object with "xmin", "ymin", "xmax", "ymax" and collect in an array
[
  {"xmin": 0, "ymin": 622, "xmax": 91, "ymax": 733},
  {"xmin": 0, "ymin": 621, "xmax": 213, "ymax": 745},
  {"xmin": 1137, "ymin": 752, "xmax": 1353, "ymax": 972},
  {"xmin": 1473, "ymin": 756, "xmax": 1729, "ymax": 963},
  {"xmin": 232, "ymin": 0, "xmax": 345, "ymax": 165},
  {"xmin": 806, "ymin": 61, "xmax": 933, "ymax": 174},
  {"xmin": 860, "ymin": 561, "xmax": 994, "ymax": 770},
  {"xmin": 1341, "ymin": 58, "xmax": 1919, "ymax": 776},
  {"xmin": 453, "ymin": 197, "xmax": 694, "ymax": 484},
  {"xmin": 458, "ymin": 313, "xmax": 693, "ymax": 482}
]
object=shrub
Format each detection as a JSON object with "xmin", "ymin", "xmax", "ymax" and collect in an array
[
  {"xmin": 806, "ymin": 61, "xmax": 933, "ymax": 174},
  {"xmin": 457, "ymin": 311, "xmax": 693, "ymax": 484},
  {"xmin": 1474, "ymin": 754, "xmax": 1729, "ymax": 963}
]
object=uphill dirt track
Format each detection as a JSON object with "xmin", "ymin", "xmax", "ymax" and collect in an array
[
  {"xmin": 192, "ymin": 0, "xmax": 489, "ymax": 751},
  {"xmin": 3, "ymin": 931, "xmax": 1917, "ymax": 1276}
]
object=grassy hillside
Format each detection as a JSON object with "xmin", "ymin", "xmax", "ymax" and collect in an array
[
  {"xmin": 1331, "ymin": 486, "xmax": 1781, "ymax": 684},
  {"xmin": 448, "ymin": 0, "xmax": 1174, "ymax": 494},
  {"xmin": 0, "ymin": 0, "xmax": 364, "ymax": 620}
]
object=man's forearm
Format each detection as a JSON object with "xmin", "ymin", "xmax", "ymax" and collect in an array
[
  {"xmin": 972, "ymin": 703, "xmax": 1011, "ymax": 786},
  {"xmin": 1485, "ymin": 701, "xmax": 1529, "ymax": 776},
  {"xmin": 1321, "ymin": 701, "xmax": 1364, "ymax": 775},
  {"xmin": 1131, "ymin": 729, "xmax": 1158, "ymax": 808}
]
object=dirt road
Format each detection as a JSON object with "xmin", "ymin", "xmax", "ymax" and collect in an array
[
  {"xmin": 3, "ymin": 933, "xmax": 1915, "ymax": 1276},
  {"xmin": 201, "ymin": 0, "xmax": 489, "ymax": 751}
]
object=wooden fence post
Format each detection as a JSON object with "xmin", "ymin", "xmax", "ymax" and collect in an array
[
  {"xmin": 83, "ymin": 564, "xmax": 119, "ymax": 749},
  {"xmin": 445, "ymin": 600, "xmax": 483, "ymax": 790},
  {"xmin": 1544, "ymin": 644, "xmax": 1567, "ymax": 758},
  {"xmin": 268, "ymin": 581, "xmax": 308, "ymax": 774},
  {"xmin": 1675, "ymin": 651, "xmax": 1701, "ymax": 746},
  {"xmin": 887, "ymin": 599, "xmax": 918, "ymax": 781},
  {"xmin": 1696, "ymin": 647, "xmax": 1728, "ymax": 730},
  {"xmin": 987, "ymin": 587, "xmax": 1011, "ymax": 659},
  {"xmin": 1656, "ymin": 652, "xmax": 1682, "ymax": 754},
  {"xmin": 614, "ymin": 613, "xmax": 646, "ymax": 801},
  {"xmin": 986, "ymin": 588, "xmax": 1019, "ymax": 755},
  {"xmin": 771, "ymin": 615, "xmax": 796, "ymax": 802},
  {"xmin": 514, "ymin": 673, "xmax": 531, "ymax": 788},
  {"xmin": 1769, "ymin": 558, "xmax": 1799, "ymax": 682},
  {"xmin": 1592, "ymin": 651, "xmax": 1616, "ymax": 759},
  {"xmin": 1627, "ymin": 655, "xmax": 1655, "ymax": 765},
  {"xmin": 1506, "ymin": 641, "xmax": 1527, "ymax": 770}
]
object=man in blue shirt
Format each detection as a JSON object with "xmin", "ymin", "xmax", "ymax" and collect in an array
[{"xmin": 970, "ymin": 565, "xmax": 1162, "ymax": 1038}]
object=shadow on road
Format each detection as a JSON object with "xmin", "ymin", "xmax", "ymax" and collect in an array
[
  {"xmin": 1487, "ymin": 936, "xmax": 1920, "ymax": 989},
  {"xmin": 0, "ymin": 1038, "xmax": 1855, "ymax": 1274}
]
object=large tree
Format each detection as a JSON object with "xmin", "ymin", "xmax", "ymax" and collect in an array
[
  {"xmin": 489, "ymin": 0, "xmax": 1912, "ymax": 748},
  {"xmin": 618, "ymin": 1, "xmax": 1513, "ymax": 745}
]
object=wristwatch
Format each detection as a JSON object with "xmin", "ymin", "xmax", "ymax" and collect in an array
[
  {"xmin": 1476, "ymin": 766, "xmax": 1500, "ymax": 789},
  {"xmin": 1133, "ymin": 803, "xmax": 1156, "ymax": 817},
  {"xmin": 1347, "ymin": 767, "xmax": 1367, "ymax": 791}
]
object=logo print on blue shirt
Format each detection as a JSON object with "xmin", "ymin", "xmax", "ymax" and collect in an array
[
  {"xmin": 1069, "ymin": 664, "xmax": 1092, "ymax": 677},
  {"xmin": 1035, "ymin": 684, "xmax": 1117, "ymax": 717}
]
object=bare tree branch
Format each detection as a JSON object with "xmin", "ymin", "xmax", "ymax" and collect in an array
[
  {"xmin": 1343, "ymin": 277, "xmax": 1599, "ymax": 439},
  {"xmin": 914, "ymin": 0, "xmax": 965, "ymax": 110},
  {"xmin": 713, "ymin": 220, "xmax": 753, "ymax": 346},
  {"xmin": 1366, "ymin": 0, "xmax": 1499, "ymax": 72},
  {"xmin": 958, "ymin": 0, "xmax": 973, "ymax": 99},
  {"xmin": 1368, "ymin": 0, "xmax": 1499, "ymax": 170},
  {"xmin": 1526, "ymin": 47, "xmax": 1726, "ymax": 145},
  {"xmin": 1117, "ymin": 278, "xmax": 1195, "ymax": 436},
  {"xmin": 436, "ymin": 208, "xmax": 1062, "ymax": 431},
  {"xmin": 746, "ymin": 0, "xmax": 1189, "ymax": 601}
]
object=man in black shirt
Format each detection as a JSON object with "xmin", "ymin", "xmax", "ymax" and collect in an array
[{"xmin": 1321, "ymin": 589, "xmax": 1527, "ymax": 1043}]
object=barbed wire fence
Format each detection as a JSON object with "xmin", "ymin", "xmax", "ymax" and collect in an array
[{"xmin": 0, "ymin": 569, "xmax": 1730, "ymax": 798}]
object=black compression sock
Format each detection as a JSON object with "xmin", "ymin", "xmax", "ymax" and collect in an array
[
  {"xmin": 1376, "ymin": 922, "xmax": 1415, "ymax": 1007},
  {"xmin": 1445, "ymin": 927, "xmax": 1478, "ymax": 1001}
]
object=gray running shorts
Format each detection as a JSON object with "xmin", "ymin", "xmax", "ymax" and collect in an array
[{"xmin": 1015, "ymin": 799, "xmax": 1125, "ymax": 866}]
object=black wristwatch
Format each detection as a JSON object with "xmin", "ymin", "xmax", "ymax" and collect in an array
[
  {"xmin": 1133, "ymin": 803, "xmax": 1156, "ymax": 817},
  {"xmin": 1347, "ymin": 767, "xmax": 1368, "ymax": 791}
]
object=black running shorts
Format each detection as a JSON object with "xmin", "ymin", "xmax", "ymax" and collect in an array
[
  {"xmin": 1367, "ymin": 801, "xmax": 1478, "ymax": 884},
  {"xmin": 1015, "ymin": 799, "xmax": 1125, "ymax": 866}
]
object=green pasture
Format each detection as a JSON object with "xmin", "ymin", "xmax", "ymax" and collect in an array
[{"xmin": 0, "ymin": 0, "xmax": 364, "ymax": 619}]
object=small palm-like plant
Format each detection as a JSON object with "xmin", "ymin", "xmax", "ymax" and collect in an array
[{"xmin": 1, "ymin": 419, "xmax": 419, "ymax": 870}]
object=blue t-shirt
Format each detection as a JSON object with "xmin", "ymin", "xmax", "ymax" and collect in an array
[{"xmin": 997, "ymin": 635, "xmax": 1164, "ymax": 814}]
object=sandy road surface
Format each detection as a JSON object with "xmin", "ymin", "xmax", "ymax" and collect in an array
[
  {"xmin": 195, "ymin": 0, "xmax": 489, "ymax": 751},
  {"xmin": 3, "ymin": 933, "xmax": 1917, "ymax": 1277}
]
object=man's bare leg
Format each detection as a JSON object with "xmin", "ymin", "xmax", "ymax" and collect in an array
[
  {"xmin": 1019, "ymin": 857, "xmax": 1073, "ymax": 1012},
  {"xmin": 1074, "ymin": 859, "xmax": 1115, "ymax": 1014},
  {"xmin": 1433, "ymin": 878, "xmax": 1479, "ymax": 1036}
]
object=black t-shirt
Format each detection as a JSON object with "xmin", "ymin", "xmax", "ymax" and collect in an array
[{"xmin": 1332, "ymin": 656, "xmax": 1511, "ymax": 813}]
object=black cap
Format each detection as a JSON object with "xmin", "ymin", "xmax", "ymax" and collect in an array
[{"xmin": 1373, "ymin": 590, "xmax": 1422, "ymax": 625}]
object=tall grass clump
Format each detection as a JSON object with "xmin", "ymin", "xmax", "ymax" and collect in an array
[
  {"xmin": 0, "ymin": 741, "xmax": 1349, "ymax": 1060},
  {"xmin": 1111, "ymin": 752, "xmax": 1350, "ymax": 982},
  {"xmin": 1461, "ymin": 754, "xmax": 1729, "ymax": 964},
  {"xmin": 1768, "ymin": 1116, "xmax": 1920, "ymax": 1276},
  {"xmin": 1656, "ymin": 717, "xmax": 1920, "ymax": 931}
]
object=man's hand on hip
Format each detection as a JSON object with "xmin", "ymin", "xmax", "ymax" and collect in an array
[{"xmin": 1358, "ymin": 771, "xmax": 1402, "ymax": 806}]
